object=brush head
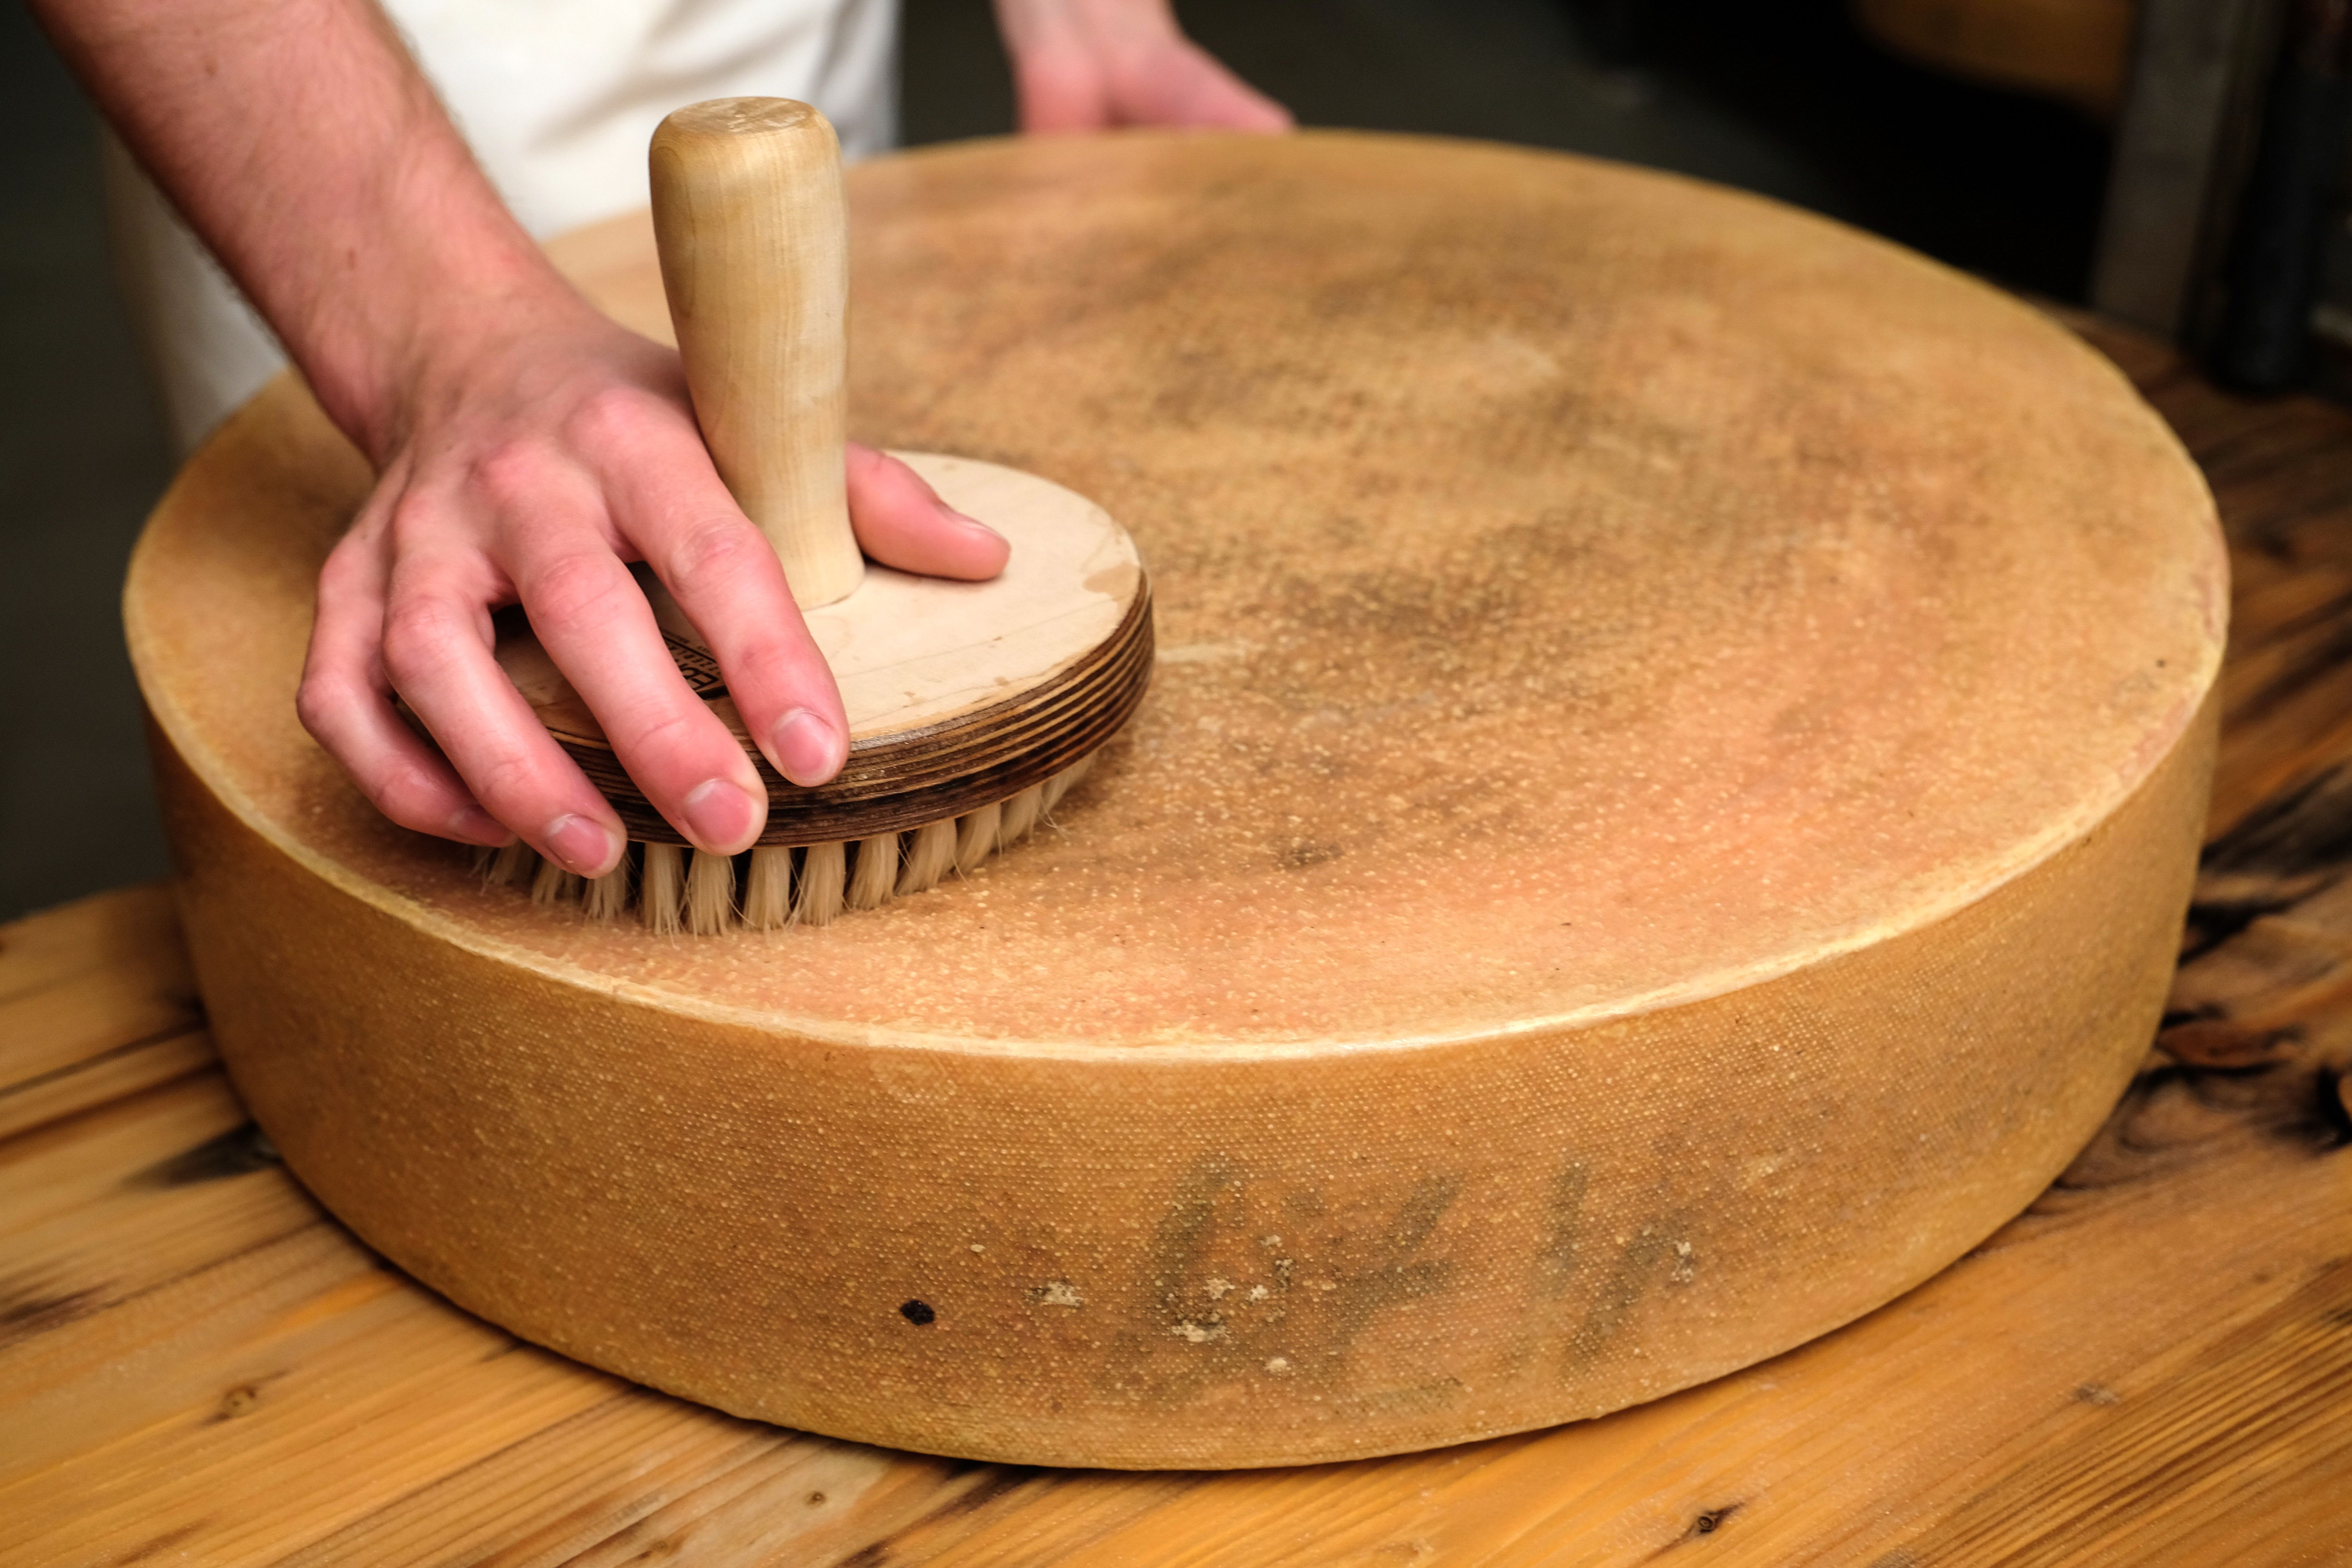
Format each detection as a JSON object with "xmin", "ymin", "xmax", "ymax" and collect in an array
[
  {"xmin": 475, "ymin": 453, "xmax": 1149, "ymax": 930},
  {"xmin": 486, "ymin": 755, "xmax": 1094, "ymax": 932}
]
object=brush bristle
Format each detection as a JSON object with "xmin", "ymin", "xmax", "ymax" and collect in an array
[
  {"xmin": 795, "ymin": 839, "xmax": 847, "ymax": 926},
  {"xmin": 1041, "ymin": 754, "xmax": 1094, "ymax": 817},
  {"xmin": 897, "ymin": 818, "xmax": 957, "ymax": 895},
  {"xmin": 641, "ymin": 843, "xmax": 685, "ymax": 935},
  {"xmin": 687, "ymin": 849, "xmax": 736, "ymax": 936},
  {"xmin": 744, "ymin": 846, "xmax": 793, "ymax": 929},
  {"xmin": 487, "ymin": 841, "xmax": 539, "ymax": 886},
  {"xmin": 584, "ymin": 853, "xmax": 633, "ymax": 920},
  {"xmin": 847, "ymin": 833, "xmax": 897, "ymax": 910},
  {"xmin": 954, "ymin": 801, "xmax": 1002, "ymax": 875},
  {"xmin": 999, "ymin": 783, "xmax": 1043, "ymax": 847},
  {"xmin": 530, "ymin": 857, "xmax": 583, "ymax": 907},
  {"xmin": 489, "ymin": 751, "xmax": 1107, "ymax": 932}
]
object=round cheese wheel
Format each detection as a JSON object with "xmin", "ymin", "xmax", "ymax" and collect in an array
[{"xmin": 129, "ymin": 131, "xmax": 2224, "ymax": 1469}]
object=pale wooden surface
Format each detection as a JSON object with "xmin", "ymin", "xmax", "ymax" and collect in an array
[
  {"xmin": 118, "ymin": 133, "xmax": 2225, "ymax": 1466},
  {"xmin": 5, "ymin": 318, "xmax": 2348, "ymax": 1561}
]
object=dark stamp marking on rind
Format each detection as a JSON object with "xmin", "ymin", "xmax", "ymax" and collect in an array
[{"xmin": 1104, "ymin": 1154, "xmax": 1465, "ymax": 1405}]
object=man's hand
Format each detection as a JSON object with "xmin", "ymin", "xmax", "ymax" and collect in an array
[
  {"xmin": 994, "ymin": 0, "xmax": 1293, "ymax": 134},
  {"xmin": 297, "ymin": 301, "xmax": 1005, "ymax": 879}
]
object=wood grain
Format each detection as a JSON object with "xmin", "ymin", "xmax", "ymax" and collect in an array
[
  {"xmin": 9, "ymin": 326, "xmax": 2352, "ymax": 1564},
  {"xmin": 0, "ymin": 881, "xmax": 206, "ymax": 1142}
]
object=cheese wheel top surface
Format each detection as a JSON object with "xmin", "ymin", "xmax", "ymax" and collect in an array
[{"xmin": 133, "ymin": 131, "xmax": 2224, "ymax": 1053}]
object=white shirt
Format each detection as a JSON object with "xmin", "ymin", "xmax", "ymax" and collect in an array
[{"xmin": 106, "ymin": 0, "xmax": 898, "ymax": 453}]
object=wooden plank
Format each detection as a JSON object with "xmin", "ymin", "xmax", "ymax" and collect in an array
[
  {"xmin": 5, "ymin": 323, "xmax": 2352, "ymax": 1561},
  {"xmin": 0, "ymin": 883, "xmax": 186, "ymax": 1016},
  {"xmin": 279, "ymin": 1418, "xmax": 987, "ymax": 1568},
  {"xmin": 0, "ymin": 1025, "xmax": 214, "ymax": 1145},
  {"xmin": 0, "ymin": 885, "xmax": 207, "ymax": 1140},
  {"xmin": 0, "ymin": 1072, "xmax": 613, "ymax": 1564}
]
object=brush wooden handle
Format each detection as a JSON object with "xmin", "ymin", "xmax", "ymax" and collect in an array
[{"xmin": 650, "ymin": 98, "xmax": 863, "ymax": 608}]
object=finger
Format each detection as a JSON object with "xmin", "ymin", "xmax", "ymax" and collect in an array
[
  {"xmin": 379, "ymin": 550, "xmax": 628, "ymax": 876},
  {"xmin": 297, "ymin": 521, "xmax": 511, "ymax": 846},
  {"xmin": 1011, "ymin": 49, "xmax": 1116, "ymax": 133},
  {"xmin": 507, "ymin": 468, "xmax": 780, "ymax": 849},
  {"xmin": 1151, "ymin": 46, "xmax": 1292, "ymax": 132},
  {"xmin": 845, "ymin": 443, "xmax": 1011, "ymax": 581},
  {"xmin": 595, "ymin": 409, "xmax": 852, "ymax": 792}
]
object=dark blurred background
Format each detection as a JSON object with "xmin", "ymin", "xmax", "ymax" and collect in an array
[
  {"xmin": 0, "ymin": 0, "xmax": 2329, "ymax": 920},
  {"xmin": 906, "ymin": 0, "xmax": 2120, "ymax": 296}
]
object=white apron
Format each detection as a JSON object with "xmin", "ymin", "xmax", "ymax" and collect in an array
[{"xmin": 105, "ymin": 0, "xmax": 899, "ymax": 453}]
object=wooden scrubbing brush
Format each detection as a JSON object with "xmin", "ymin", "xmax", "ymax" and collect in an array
[{"xmin": 473, "ymin": 98, "xmax": 1153, "ymax": 934}]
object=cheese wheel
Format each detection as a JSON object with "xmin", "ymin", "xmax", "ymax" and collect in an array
[{"xmin": 129, "ymin": 131, "xmax": 2224, "ymax": 1469}]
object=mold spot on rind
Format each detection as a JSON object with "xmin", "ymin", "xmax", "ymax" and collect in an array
[{"xmin": 900, "ymin": 1298, "xmax": 937, "ymax": 1325}]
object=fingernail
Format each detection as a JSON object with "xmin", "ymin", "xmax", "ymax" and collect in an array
[
  {"xmin": 545, "ymin": 813, "xmax": 619, "ymax": 876},
  {"xmin": 771, "ymin": 709, "xmax": 845, "ymax": 787},
  {"xmin": 448, "ymin": 806, "xmax": 512, "ymax": 846},
  {"xmin": 682, "ymin": 777, "xmax": 762, "ymax": 853}
]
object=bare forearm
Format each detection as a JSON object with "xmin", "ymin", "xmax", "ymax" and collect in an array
[{"xmin": 29, "ymin": 0, "xmax": 577, "ymax": 460}]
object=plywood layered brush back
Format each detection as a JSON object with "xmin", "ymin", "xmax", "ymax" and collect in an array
[{"xmin": 127, "ymin": 131, "xmax": 2225, "ymax": 1468}]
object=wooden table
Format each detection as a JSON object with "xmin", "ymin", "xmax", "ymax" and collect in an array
[{"xmin": 6, "ymin": 318, "xmax": 2350, "ymax": 1565}]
